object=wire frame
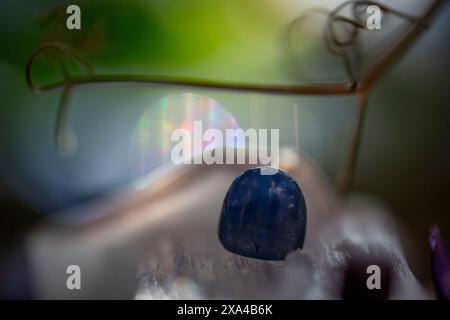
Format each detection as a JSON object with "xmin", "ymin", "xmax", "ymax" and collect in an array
[{"xmin": 25, "ymin": 0, "xmax": 444, "ymax": 194}]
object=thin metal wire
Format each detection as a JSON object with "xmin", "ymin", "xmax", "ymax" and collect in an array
[{"xmin": 25, "ymin": 0, "xmax": 445, "ymax": 192}]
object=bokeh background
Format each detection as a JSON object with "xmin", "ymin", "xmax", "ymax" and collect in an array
[{"xmin": 0, "ymin": 0, "xmax": 448, "ymax": 298}]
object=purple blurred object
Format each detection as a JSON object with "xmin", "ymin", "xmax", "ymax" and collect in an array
[{"xmin": 429, "ymin": 226, "xmax": 450, "ymax": 300}]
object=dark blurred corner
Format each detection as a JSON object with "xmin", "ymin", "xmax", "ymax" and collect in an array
[{"xmin": 0, "ymin": 183, "xmax": 40, "ymax": 299}]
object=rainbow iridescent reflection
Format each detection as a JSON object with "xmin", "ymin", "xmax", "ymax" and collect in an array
[{"xmin": 129, "ymin": 93, "xmax": 242, "ymax": 176}]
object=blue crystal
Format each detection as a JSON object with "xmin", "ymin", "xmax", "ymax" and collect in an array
[{"xmin": 218, "ymin": 167, "xmax": 307, "ymax": 260}]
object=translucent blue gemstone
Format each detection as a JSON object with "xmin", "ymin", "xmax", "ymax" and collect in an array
[{"xmin": 218, "ymin": 167, "xmax": 307, "ymax": 260}]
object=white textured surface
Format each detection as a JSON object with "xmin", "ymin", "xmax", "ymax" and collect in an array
[{"xmin": 26, "ymin": 150, "xmax": 429, "ymax": 299}]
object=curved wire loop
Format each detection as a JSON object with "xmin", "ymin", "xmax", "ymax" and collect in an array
[
  {"xmin": 26, "ymin": 42, "xmax": 94, "ymax": 155},
  {"xmin": 25, "ymin": 0, "xmax": 444, "ymax": 191},
  {"xmin": 26, "ymin": 41, "xmax": 94, "ymax": 93},
  {"xmin": 287, "ymin": 0, "xmax": 428, "ymax": 85}
]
